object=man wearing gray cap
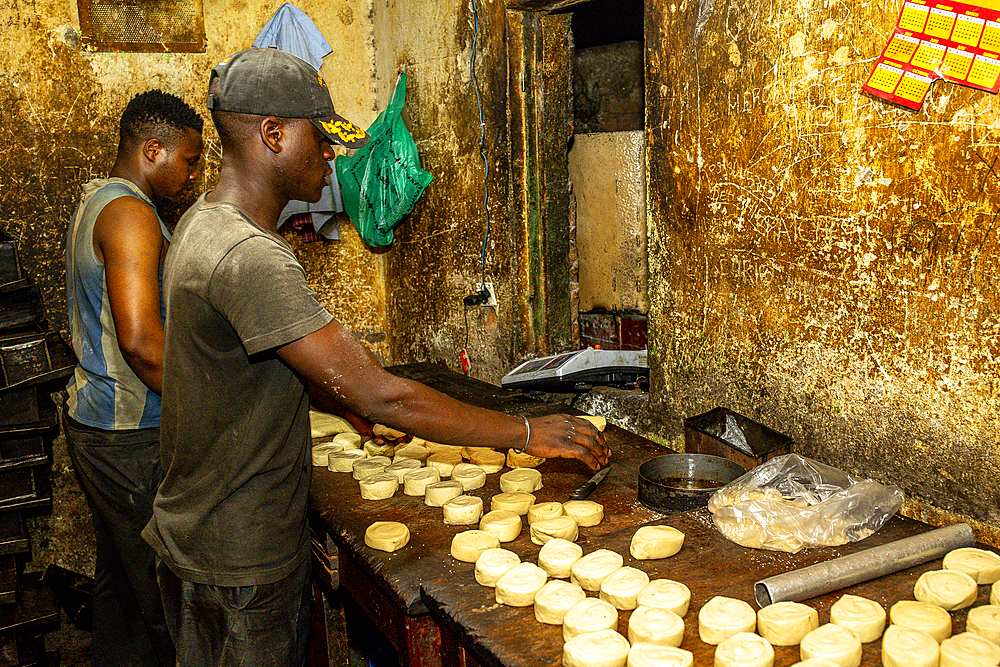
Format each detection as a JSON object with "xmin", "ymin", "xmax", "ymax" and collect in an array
[{"xmin": 143, "ymin": 47, "xmax": 608, "ymax": 666}]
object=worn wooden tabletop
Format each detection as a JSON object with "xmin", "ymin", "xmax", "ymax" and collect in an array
[{"xmin": 308, "ymin": 363, "xmax": 995, "ymax": 666}]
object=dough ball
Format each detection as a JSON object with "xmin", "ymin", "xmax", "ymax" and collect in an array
[
  {"xmin": 967, "ymin": 605, "xmax": 1000, "ymax": 645},
  {"xmin": 698, "ymin": 596, "xmax": 756, "ymax": 645},
  {"xmin": 469, "ymin": 448, "xmax": 506, "ymax": 473},
  {"xmin": 402, "ymin": 467, "xmax": 441, "ymax": 496},
  {"xmin": 312, "ymin": 443, "xmax": 344, "ymax": 466},
  {"xmin": 630, "ymin": 525, "xmax": 685, "ymax": 560},
  {"xmin": 442, "ymin": 495, "xmax": 484, "ymax": 525},
  {"xmin": 507, "ymin": 447, "xmax": 545, "ymax": 469},
  {"xmin": 715, "ymin": 632, "xmax": 775, "ymax": 667},
  {"xmin": 359, "ymin": 472, "xmax": 398, "ymax": 500},
  {"xmin": 528, "ymin": 501, "xmax": 564, "ymax": 524},
  {"xmin": 829, "ymin": 594, "xmax": 885, "ymax": 643},
  {"xmin": 332, "ymin": 432, "xmax": 363, "ymax": 449},
  {"xmin": 529, "ymin": 516, "xmax": 579, "ymax": 545},
  {"xmin": 474, "ymin": 548, "xmax": 520, "ymax": 587},
  {"xmin": 427, "ymin": 451, "xmax": 462, "ymax": 477},
  {"xmin": 491, "ymin": 492, "xmax": 535, "ymax": 515},
  {"xmin": 392, "ymin": 444, "xmax": 429, "ymax": 463},
  {"xmin": 450, "ymin": 529, "xmax": 500, "ymax": 562},
  {"xmin": 424, "ymin": 480, "xmax": 464, "ymax": 507},
  {"xmin": 372, "ymin": 424, "xmax": 406, "ymax": 439},
  {"xmin": 628, "ymin": 606, "xmax": 685, "ymax": 647},
  {"xmin": 563, "ymin": 500, "xmax": 604, "ymax": 527},
  {"xmin": 364, "ymin": 521, "xmax": 409, "ymax": 552},
  {"xmin": 570, "ymin": 549, "xmax": 625, "ymax": 591},
  {"xmin": 534, "ymin": 579, "xmax": 587, "ymax": 625},
  {"xmin": 563, "ymin": 629, "xmax": 629, "ymax": 667},
  {"xmin": 799, "ymin": 624, "xmax": 862, "ymax": 667},
  {"xmin": 599, "ymin": 566, "xmax": 650, "ymax": 610},
  {"xmin": 626, "ymin": 644, "xmax": 693, "ymax": 667},
  {"xmin": 363, "ymin": 440, "xmax": 395, "ymax": 457},
  {"xmin": 914, "ymin": 569, "xmax": 978, "ymax": 611},
  {"xmin": 943, "ymin": 547, "xmax": 1000, "ymax": 585},
  {"xmin": 577, "ymin": 415, "xmax": 607, "ymax": 431},
  {"xmin": 499, "ymin": 468, "xmax": 543, "ymax": 493},
  {"xmin": 636, "ymin": 579, "xmax": 691, "ymax": 617},
  {"xmin": 328, "ymin": 449, "xmax": 367, "ymax": 472},
  {"xmin": 939, "ymin": 631, "xmax": 1000, "ymax": 667},
  {"xmin": 450, "ymin": 463, "xmax": 487, "ymax": 491},
  {"xmin": 563, "ymin": 598, "xmax": 619, "ymax": 642},
  {"xmin": 494, "ymin": 562, "xmax": 548, "ymax": 607},
  {"xmin": 385, "ymin": 458, "xmax": 422, "ymax": 483},
  {"xmin": 407, "ymin": 437, "xmax": 427, "ymax": 448},
  {"xmin": 479, "ymin": 509, "xmax": 522, "ymax": 543},
  {"xmin": 353, "ymin": 456, "xmax": 391, "ymax": 480},
  {"xmin": 310, "ymin": 410, "xmax": 356, "ymax": 437},
  {"xmin": 756, "ymin": 601, "xmax": 819, "ymax": 646},
  {"xmin": 881, "ymin": 625, "xmax": 939, "ymax": 667},
  {"xmin": 538, "ymin": 538, "xmax": 584, "ymax": 578},
  {"xmin": 890, "ymin": 600, "xmax": 952, "ymax": 642}
]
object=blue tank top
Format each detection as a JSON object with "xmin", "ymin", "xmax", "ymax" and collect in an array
[{"xmin": 65, "ymin": 178, "xmax": 170, "ymax": 430}]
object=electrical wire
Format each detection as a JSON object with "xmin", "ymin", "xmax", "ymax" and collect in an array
[{"xmin": 470, "ymin": 0, "xmax": 490, "ymax": 288}]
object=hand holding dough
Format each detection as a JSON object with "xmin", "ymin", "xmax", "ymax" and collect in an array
[
  {"xmin": 599, "ymin": 566, "xmax": 650, "ymax": 610},
  {"xmin": 943, "ymin": 547, "xmax": 1000, "ymax": 584},
  {"xmin": 562, "ymin": 597, "xmax": 619, "ymax": 641},
  {"xmin": 563, "ymin": 500, "xmax": 604, "ymax": 527},
  {"xmin": 570, "ymin": 549, "xmax": 624, "ymax": 591},
  {"xmin": 507, "ymin": 448, "xmax": 545, "ymax": 469},
  {"xmin": 756, "ymin": 601, "xmax": 819, "ymax": 646},
  {"xmin": 715, "ymin": 632, "xmax": 775, "ymax": 667},
  {"xmin": 474, "ymin": 548, "xmax": 520, "ymax": 587},
  {"xmin": 829, "ymin": 594, "xmax": 885, "ymax": 643},
  {"xmin": 636, "ymin": 579, "xmax": 691, "ymax": 616},
  {"xmin": 499, "ymin": 468, "xmax": 543, "ymax": 492},
  {"xmin": 628, "ymin": 606, "xmax": 685, "ymax": 647},
  {"xmin": 881, "ymin": 625, "xmax": 939, "ymax": 667},
  {"xmin": 364, "ymin": 521, "xmax": 409, "ymax": 552},
  {"xmin": 625, "ymin": 644, "xmax": 693, "ymax": 667},
  {"xmin": 450, "ymin": 530, "xmax": 500, "ymax": 562},
  {"xmin": 698, "ymin": 596, "xmax": 756, "ymax": 645},
  {"xmin": 914, "ymin": 569, "xmax": 978, "ymax": 610},
  {"xmin": 494, "ymin": 562, "xmax": 548, "ymax": 607},
  {"xmin": 890, "ymin": 600, "xmax": 952, "ymax": 642},
  {"xmin": 799, "ymin": 624, "xmax": 862, "ymax": 667},
  {"xmin": 630, "ymin": 525, "xmax": 684, "ymax": 560},
  {"xmin": 538, "ymin": 538, "xmax": 583, "ymax": 578},
  {"xmin": 939, "ymin": 631, "xmax": 1000, "ymax": 667},
  {"xmin": 577, "ymin": 415, "xmax": 607, "ymax": 431},
  {"xmin": 442, "ymin": 495, "xmax": 484, "ymax": 525},
  {"xmin": 533, "ymin": 579, "xmax": 586, "ymax": 625},
  {"xmin": 562, "ymin": 629, "xmax": 629, "ymax": 667}
]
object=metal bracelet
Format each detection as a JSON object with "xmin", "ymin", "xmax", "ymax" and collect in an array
[{"xmin": 511, "ymin": 415, "xmax": 530, "ymax": 454}]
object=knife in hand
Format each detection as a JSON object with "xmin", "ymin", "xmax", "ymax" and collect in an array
[{"xmin": 569, "ymin": 464, "xmax": 613, "ymax": 501}]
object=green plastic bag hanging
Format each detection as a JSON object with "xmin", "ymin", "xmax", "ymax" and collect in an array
[{"xmin": 335, "ymin": 73, "xmax": 433, "ymax": 246}]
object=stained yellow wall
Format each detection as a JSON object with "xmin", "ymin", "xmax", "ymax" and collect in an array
[{"xmin": 646, "ymin": 0, "xmax": 1000, "ymax": 541}]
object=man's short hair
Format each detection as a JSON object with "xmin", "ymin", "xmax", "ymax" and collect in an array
[{"xmin": 119, "ymin": 89, "xmax": 204, "ymax": 152}]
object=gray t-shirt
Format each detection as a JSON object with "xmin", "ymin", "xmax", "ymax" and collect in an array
[{"xmin": 142, "ymin": 194, "xmax": 333, "ymax": 587}]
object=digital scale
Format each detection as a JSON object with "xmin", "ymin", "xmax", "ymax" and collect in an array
[{"xmin": 501, "ymin": 348, "xmax": 648, "ymax": 391}]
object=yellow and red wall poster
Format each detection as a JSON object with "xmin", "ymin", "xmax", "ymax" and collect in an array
[{"xmin": 864, "ymin": 0, "xmax": 1000, "ymax": 109}]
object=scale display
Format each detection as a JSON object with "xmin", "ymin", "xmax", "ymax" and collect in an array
[{"xmin": 501, "ymin": 348, "xmax": 648, "ymax": 391}]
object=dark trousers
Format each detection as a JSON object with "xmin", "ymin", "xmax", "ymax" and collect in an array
[
  {"xmin": 157, "ymin": 556, "xmax": 312, "ymax": 667},
  {"xmin": 63, "ymin": 410, "xmax": 174, "ymax": 667}
]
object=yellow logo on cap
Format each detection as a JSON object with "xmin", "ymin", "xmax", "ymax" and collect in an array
[
  {"xmin": 319, "ymin": 119, "xmax": 366, "ymax": 143},
  {"xmin": 318, "ymin": 72, "xmax": 328, "ymax": 88}
]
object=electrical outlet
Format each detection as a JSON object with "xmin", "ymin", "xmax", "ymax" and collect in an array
[{"xmin": 476, "ymin": 282, "xmax": 497, "ymax": 307}]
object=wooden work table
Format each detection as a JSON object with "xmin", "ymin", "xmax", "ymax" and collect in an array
[{"xmin": 308, "ymin": 363, "xmax": 994, "ymax": 667}]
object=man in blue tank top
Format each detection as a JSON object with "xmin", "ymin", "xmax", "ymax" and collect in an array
[{"xmin": 64, "ymin": 89, "xmax": 203, "ymax": 667}]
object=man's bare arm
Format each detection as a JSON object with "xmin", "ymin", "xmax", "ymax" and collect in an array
[
  {"xmin": 280, "ymin": 320, "xmax": 609, "ymax": 470},
  {"xmin": 95, "ymin": 197, "xmax": 166, "ymax": 394}
]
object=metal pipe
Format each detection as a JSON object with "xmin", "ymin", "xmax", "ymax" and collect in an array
[{"xmin": 753, "ymin": 523, "xmax": 975, "ymax": 608}]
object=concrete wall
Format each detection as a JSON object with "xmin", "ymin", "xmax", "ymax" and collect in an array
[{"xmin": 646, "ymin": 0, "xmax": 1000, "ymax": 542}]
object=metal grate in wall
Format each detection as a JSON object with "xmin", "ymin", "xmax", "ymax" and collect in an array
[{"xmin": 78, "ymin": 0, "xmax": 206, "ymax": 53}]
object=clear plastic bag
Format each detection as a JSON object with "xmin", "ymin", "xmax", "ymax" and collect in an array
[{"xmin": 707, "ymin": 454, "xmax": 904, "ymax": 553}]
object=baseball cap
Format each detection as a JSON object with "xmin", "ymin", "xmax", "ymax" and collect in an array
[{"xmin": 206, "ymin": 47, "xmax": 369, "ymax": 149}]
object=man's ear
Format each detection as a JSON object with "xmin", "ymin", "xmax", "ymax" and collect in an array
[
  {"xmin": 142, "ymin": 138, "xmax": 163, "ymax": 163},
  {"xmin": 260, "ymin": 117, "xmax": 283, "ymax": 154}
]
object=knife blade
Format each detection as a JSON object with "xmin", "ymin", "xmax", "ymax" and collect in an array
[{"xmin": 569, "ymin": 464, "xmax": 613, "ymax": 501}]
